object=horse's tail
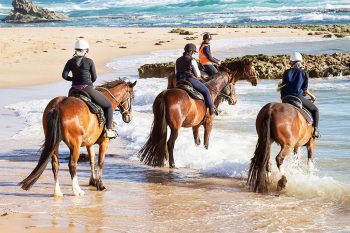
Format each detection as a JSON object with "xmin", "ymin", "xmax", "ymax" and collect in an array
[
  {"xmin": 139, "ymin": 94, "xmax": 168, "ymax": 167},
  {"xmin": 247, "ymin": 105, "xmax": 272, "ymax": 193},
  {"xmin": 19, "ymin": 108, "xmax": 61, "ymax": 190}
]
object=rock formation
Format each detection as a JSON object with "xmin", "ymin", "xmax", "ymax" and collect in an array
[
  {"xmin": 2, "ymin": 0, "xmax": 68, "ymax": 23},
  {"xmin": 138, "ymin": 53, "xmax": 350, "ymax": 79}
]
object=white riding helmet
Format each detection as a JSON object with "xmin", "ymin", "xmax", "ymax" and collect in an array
[
  {"xmin": 75, "ymin": 39, "xmax": 89, "ymax": 50},
  {"xmin": 290, "ymin": 52, "xmax": 303, "ymax": 62}
]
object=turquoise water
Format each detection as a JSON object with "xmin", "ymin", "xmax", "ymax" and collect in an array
[{"xmin": 1, "ymin": 0, "xmax": 350, "ymax": 27}]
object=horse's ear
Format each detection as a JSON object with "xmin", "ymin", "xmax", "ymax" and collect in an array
[{"xmin": 130, "ymin": 81, "xmax": 137, "ymax": 88}]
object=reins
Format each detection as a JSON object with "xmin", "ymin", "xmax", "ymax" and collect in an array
[{"xmin": 96, "ymin": 85, "xmax": 132, "ymax": 114}]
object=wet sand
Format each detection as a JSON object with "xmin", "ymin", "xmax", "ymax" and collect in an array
[{"xmin": 0, "ymin": 140, "xmax": 349, "ymax": 233}]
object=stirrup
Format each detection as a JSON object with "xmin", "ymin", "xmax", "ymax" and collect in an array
[{"xmin": 106, "ymin": 128, "xmax": 118, "ymax": 139}]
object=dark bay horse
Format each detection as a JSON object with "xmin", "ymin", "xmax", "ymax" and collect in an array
[
  {"xmin": 139, "ymin": 59, "xmax": 259, "ymax": 168},
  {"xmin": 19, "ymin": 79, "xmax": 136, "ymax": 197},
  {"xmin": 247, "ymin": 102, "xmax": 316, "ymax": 193}
]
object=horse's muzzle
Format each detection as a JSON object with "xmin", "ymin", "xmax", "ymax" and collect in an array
[{"xmin": 122, "ymin": 114, "xmax": 132, "ymax": 123}]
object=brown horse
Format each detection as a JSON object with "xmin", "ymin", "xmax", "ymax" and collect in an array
[
  {"xmin": 168, "ymin": 70, "xmax": 236, "ymax": 109},
  {"xmin": 139, "ymin": 59, "xmax": 259, "ymax": 168},
  {"xmin": 247, "ymin": 102, "xmax": 316, "ymax": 193},
  {"xmin": 19, "ymin": 79, "xmax": 136, "ymax": 197}
]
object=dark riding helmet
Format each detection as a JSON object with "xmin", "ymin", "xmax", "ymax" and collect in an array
[
  {"xmin": 184, "ymin": 43, "xmax": 197, "ymax": 53},
  {"xmin": 203, "ymin": 33, "xmax": 212, "ymax": 41}
]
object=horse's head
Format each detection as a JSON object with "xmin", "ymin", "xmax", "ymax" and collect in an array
[
  {"xmin": 118, "ymin": 81, "xmax": 136, "ymax": 123},
  {"xmin": 98, "ymin": 79, "xmax": 137, "ymax": 124},
  {"xmin": 219, "ymin": 59, "xmax": 259, "ymax": 86},
  {"xmin": 220, "ymin": 82, "xmax": 237, "ymax": 105}
]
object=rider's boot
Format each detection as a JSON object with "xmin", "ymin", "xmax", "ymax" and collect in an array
[
  {"xmin": 209, "ymin": 107, "xmax": 218, "ymax": 116},
  {"xmin": 312, "ymin": 127, "xmax": 320, "ymax": 138}
]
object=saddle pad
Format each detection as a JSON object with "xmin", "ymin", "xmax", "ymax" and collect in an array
[
  {"xmin": 295, "ymin": 106, "xmax": 313, "ymax": 125},
  {"xmin": 69, "ymin": 93, "xmax": 106, "ymax": 125},
  {"xmin": 282, "ymin": 96, "xmax": 313, "ymax": 124},
  {"xmin": 176, "ymin": 84, "xmax": 204, "ymax": 101}
]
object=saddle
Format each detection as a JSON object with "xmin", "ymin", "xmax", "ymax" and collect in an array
[
  {"xmin": 281, "ymin": 95, "xmax": 313, "ymax": 124},
  {"xmin": 68, "ymin": 89, "xmax": 106, "ymax": 125},
  {"xmin": 176, "ymin": 80, "xmax": 204, "ymax": 101}
]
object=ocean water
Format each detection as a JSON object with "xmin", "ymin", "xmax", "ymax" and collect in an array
[
  {"xmin": 0, "ymin": 0, "xmax": 350, "ymax": 27},
  {"xmin": 1, "ymin": 37, "xmax": 350, "ymax": 204}
]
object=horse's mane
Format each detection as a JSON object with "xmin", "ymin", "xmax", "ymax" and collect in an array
[{"xmin": 98, "ymin": 78, "xmax": 131, "ymax": 89}]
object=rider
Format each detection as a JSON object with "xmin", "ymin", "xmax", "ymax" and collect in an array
[
  {"xmin": 175, "ymin": 43, "xmax": 217, "ymax": 116},
  {"xmin": 62, "ymin": 39, "xmax": 117, "ymax": 138},
  {"xmin": 281, "ymin": 52, "xmax": 319, "ymax": 138},
  {"xmin": 199, "ymin": 33, "xmax": 221, "ymax": 76}
]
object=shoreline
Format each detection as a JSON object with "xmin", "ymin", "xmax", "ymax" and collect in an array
[
  {"xmin": 1, "ymin": 26, "xmax": 350, "ymax": 232},
  {"xmin": 0, "ymin": 26, "xmax": 323, "ymax": 89}
]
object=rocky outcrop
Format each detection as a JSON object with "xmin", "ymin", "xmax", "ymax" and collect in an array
[
  {"xmin": 2, "ymin": 0, "xmax": 68, "ymax": 23},
  {"xmin": 138, "ymin": 62, "xmax": 175, "ymax": 79},
  {"xmin": 138, "ymin": 53, "xmax": 350, "ymax": 79}
]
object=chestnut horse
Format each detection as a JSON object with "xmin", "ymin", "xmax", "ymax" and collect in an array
[
  {"xmin": 247, "ymin": 102, "xmax": 316, "ymax": 193},
  {"xmin": 19, "ymin": 79, "xmax": 136, "ymax": 197},
  {"xmin": 139, "ymin": 59, "xmax": 259, "ymax": 168},
  {"xmin": 168, "ymin": 70, "xmax": 236, "ymax": 109}
]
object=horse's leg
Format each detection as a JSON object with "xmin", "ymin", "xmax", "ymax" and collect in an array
[
  {"xmin": 51, "ymin": 146, "xmax": 63, "ymax": 197},
  {"xmin": 293, "ymin": 147, "xmax": 301, "ymax": 162},
  {"xmin": 69, "ymin": 145, "xmax": 85, "ymax": 196},
  {"xmin": 167, "ymin": 127, "xmax": 179, "ymax": 169},
  {"xmin": 87, "ymin": 145, "xmax": 97, "ymax": 187},
  {"xmin": 203, "ymin": 118, "xmax": 213, "ymax": 149},
  {"xmin": 276, "ymin": 145, "xmax": 293, "ymax": 191},
  {"xmin": 96, "ymin": 139, "xmax": 109, "ymax": 191},
  {"xmin": 266, "ymin": 159, "xmax": 272, "ymax": 184},
  {"xmin": 192, "ymin": 125, "xmax": 201, "ymax": 146},
  {"xmin": 307, "ymin": 138, "xmax": 316, "ymax": 172}
]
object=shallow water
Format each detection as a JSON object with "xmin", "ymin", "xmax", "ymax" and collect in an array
[{"xmin": 0, "ymin": 36, "xmax": 350, "ymax": 231}]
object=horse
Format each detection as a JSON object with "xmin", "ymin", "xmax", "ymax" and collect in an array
[
  {"xmin": 247, "ymin": 102, "xmax": 316, "ymax": 193},
  {"xmin": 19, "ymin": 79, "xmax": 137, "ymax": 197},
  {"xmin": 168, "ymin": 70, "xmax": 235, "ymax": 109},
  {"xmin": 139, "ymin": 59, "xmax": 259, "ymax": 168}
]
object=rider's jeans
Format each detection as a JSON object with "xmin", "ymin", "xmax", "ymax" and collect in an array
[{"xmin": 298, "ymin": 95, "xmax": 319, "ymax": 128}]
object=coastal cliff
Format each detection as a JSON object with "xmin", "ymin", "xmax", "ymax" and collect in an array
[{"xmin": 2, "ymin": 0, "xmax": 68, "ymax": 23}]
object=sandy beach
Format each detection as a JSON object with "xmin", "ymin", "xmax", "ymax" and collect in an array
[
  {"xmin": 0, "ymin": 27, "xmax": 316, "ymax": 88},
  {"xmin": 1, "ymin": 26, "xmax": 350, "ymax": 233}
]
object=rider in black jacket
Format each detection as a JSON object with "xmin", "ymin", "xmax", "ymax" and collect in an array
[{"xmin": 62, "ymin": 39, "xmax": 117, "ymax": 138}]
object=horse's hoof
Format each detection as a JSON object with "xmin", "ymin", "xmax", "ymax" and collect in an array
[
  {"xmin": 54, "ymin": 192, "xmax": 64, "ymax": 198},
  {"xmin": 169, "ymin": 164, "xmax": 176, "ymax": 169},
  {"xmin": 204, "ymin": 145, "xmax": 208, "ymax": 150},
  {"xmin": 73, "ymin": 189, "xmax": 85, "ymax": 196},
  {"xmin": 96, "ymin": 180, "xmax": 106, "ymax": 191},
  {"xmin": 89, "ymin": 178, "xmax": 97, "ymax": 187},
  {"xmin": 96, "ymin": 185, "xmax": 106, "ymax": 191},
  {"xmin": 195, "ymin": 139, "xmax": 201, "ymax": 146},
  {"xmin": 277, "ymin": 175, "xmax": 287, "ymax": 191}
]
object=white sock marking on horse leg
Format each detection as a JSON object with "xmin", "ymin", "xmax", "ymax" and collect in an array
[
  {"xmin": 308, "ymin": 159, "xmax": 315, "ymax": 172},
  {"xmin": 54, "ymin": 180, "xmax": 63, "ymax": 197},
  {"xmin": 72, "ymin": 176, "xmax": 85, "ymax": 196},
  {"xmin": 279, "ymin": 163, "xmax": 285, "ymax": 176}
]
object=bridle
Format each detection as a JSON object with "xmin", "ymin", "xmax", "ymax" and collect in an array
[
  {"xmin": 96, "ymin": 86, "xmax": 133, "ymax": 115},
  {"xmin": 243, "ymin": 64, "xmax": 258, "ymax": 84},
  {"xmin": 217, "ymin": 72, "xmax": 236, "ymax": 103}
]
